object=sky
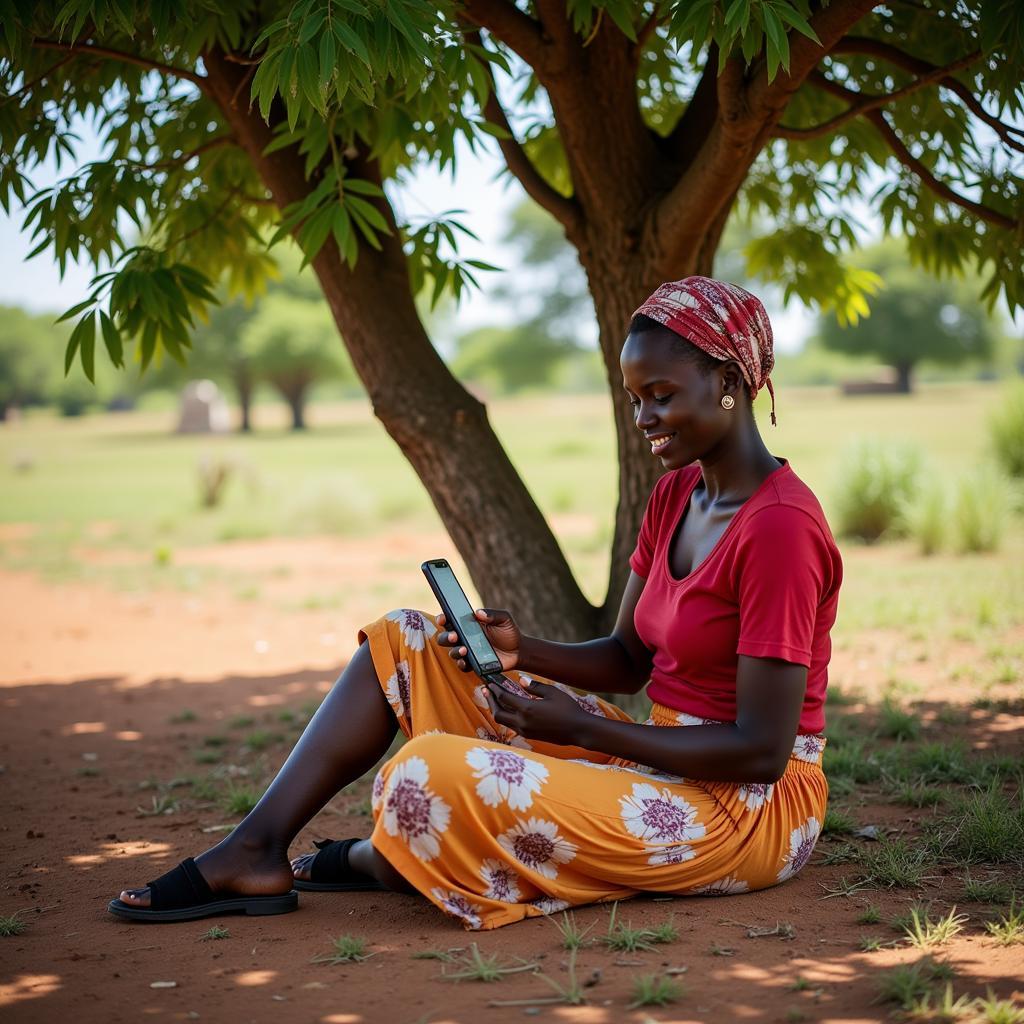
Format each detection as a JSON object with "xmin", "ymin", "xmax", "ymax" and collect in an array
[{"xmin": 0, "ymin": 118, "xmax": 816, "ymax": 355}]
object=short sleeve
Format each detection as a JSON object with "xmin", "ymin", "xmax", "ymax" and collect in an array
[
  {"xmin": 734, "ymin": 505, "xmax": 835, "ymax": 667},
  {"xmin": 628, "ymin": 476, "xmax": 669, "ymax": 578}
]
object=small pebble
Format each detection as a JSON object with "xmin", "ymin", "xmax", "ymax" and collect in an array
[{"xmin": 150, "ymin": 981, "xmax": 177, "ymax": 989}]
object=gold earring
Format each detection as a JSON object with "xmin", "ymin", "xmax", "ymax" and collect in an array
[{"xmin": 721, "ymin": 395, "xmax": 735, "ymax": 410}]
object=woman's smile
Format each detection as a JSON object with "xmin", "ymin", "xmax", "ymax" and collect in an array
[{"xmin": 647, "ymin": 432, "xmax": 676, "ymax": 455}]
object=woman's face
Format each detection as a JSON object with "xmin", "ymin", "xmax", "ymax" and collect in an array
[{"xmin": 620, "ymin": 327, "xmax": 731, "ymax": 470}]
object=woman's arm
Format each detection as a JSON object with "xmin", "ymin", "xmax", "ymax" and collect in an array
[
  {"xmin": 516, "ymin": 571, "xmax": 653, "ymax": 695},
  {"xmin": 576, "ymin": 656, "xmax": 807, "ymax": 782}
]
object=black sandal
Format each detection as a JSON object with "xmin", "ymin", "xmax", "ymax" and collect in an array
[
  {"xmin": 107, "ymin": 857, "xmax": 298, "ymax": 923},
  {"xmin": 293, "ymin": 838, "xmax": 385, "ymax": 892}
]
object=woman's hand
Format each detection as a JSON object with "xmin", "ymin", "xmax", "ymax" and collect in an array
[
  {"xmin": 484, "ymin": 678, "xmax": 589, "ymax": 746},
  {"xmin": 435, "ymin": 607, "xmax": 521, "ymax": 673}
]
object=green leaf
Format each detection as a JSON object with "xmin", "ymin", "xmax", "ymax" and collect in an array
[
  {"xmin": 774, "ymin": 3, "xmax": 821, "ymax": 45},
  {"xmin": 56, "ymin": 297, "xmax": 95, "ymax": 324},
  {"xmin": 333, "ymin": 19, "xmax": 371, "ymax": 65},
  {"xmin": 319, "ymin": 29, "xmax": 336, "ymax": 89},
  {"xmin": 99, "ymin": 311, "xmax": 123, "ymax": 368},
  {"xmin": 340, "ymin": 177, "xmax": 384, "ymax": 197},
  {"xmin": 80, "ymin": 311, "xmax": 96, "ymax": 383},
  {"xmin": 345, "ymin": 194, "xmax": 391, "ymax": 234}
]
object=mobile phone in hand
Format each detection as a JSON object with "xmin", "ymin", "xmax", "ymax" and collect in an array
[{"xmin": 421, "ymin": 558, "xmax": 503, "ymax": 678}]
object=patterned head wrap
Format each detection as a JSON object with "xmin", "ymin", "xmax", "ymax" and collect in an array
[{"xmin": 631, "ymin": 276, "xmax": 777, "ymax": 426}]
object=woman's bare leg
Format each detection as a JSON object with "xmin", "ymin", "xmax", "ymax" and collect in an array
[{"xmin": 119, "ymin": 641, "xmax": 398, "ymax": 905}]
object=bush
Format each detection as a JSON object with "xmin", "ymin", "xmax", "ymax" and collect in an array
[
  {"xmin": 952, "ymin": 465, "xmax": 1012, "ymax": 553},
  {"xmin": 833, "ymin": 439, "xmax": 922, "ymax": 542},
  {"xmin": 990, "ymin": 382, "xmax": 1024, "ymax": 478},
  {"xmin": 903, "ymin": 477, "xmax": 947, "ymax": 555}
]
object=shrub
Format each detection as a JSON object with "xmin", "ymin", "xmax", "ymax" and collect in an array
[
  {"xmin": 903, "ymin": 478, "xmax": 947, "ymax": 555},
  {"xmin": 952, "ymin": 465, "xmax": 1012, "ymax": 553},
  {"xmin": 990, "ymin": 381, "xmax": 1024, "ymax": 478},
  {"xmin": 833, "ymin": 439, "xmax": 921, "ymax": 542}
]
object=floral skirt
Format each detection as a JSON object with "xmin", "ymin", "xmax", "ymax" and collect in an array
[{"xmin": 359, "ymin": 609, "xmax": 829, "ymax": 931}]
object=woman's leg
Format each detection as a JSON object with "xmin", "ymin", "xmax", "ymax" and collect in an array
[{"xmin": 119, "ymin": 641, "xmax": 398, "ymax": 906}]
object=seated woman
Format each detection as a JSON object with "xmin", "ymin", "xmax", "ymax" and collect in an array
[{"xmin": 109, "ymin": 276, "xmax": 842, "ymax": 928}]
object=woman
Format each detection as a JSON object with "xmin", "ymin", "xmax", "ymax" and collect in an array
[{"xmin": 109, "ymin": 276, "xmax": 842, "ymax": 928}]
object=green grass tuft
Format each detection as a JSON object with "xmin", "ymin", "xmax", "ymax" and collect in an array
[
  {"xmin": 929, "ymin": 784, "xmax": 1024, "ymax": 865},
  {"xmin": 311, "ymin": 934, "xmax": 374, "ymax": 965},
  {"xmin": 0, "ymin": 913, "xmax": 27, "ymax": 937},
  {"xmin": 200, "ymin": 925, "xmax": 230, "ymax": 941},
  {"xmin": 169, "ymin": 709, "xmax": 198, "ymax": 724},
  {"xmin": 962, "ymin": 875, "xmax": 1014, "ymax": 905},
  {"xmin": 549, "ymin": 911, "xmax": 595, "ymax": 951},
  {"xmin": 629, "ymin": 974, "xmax": 683, "ymax": 1009},
  {"xmin": 984, "ymin": 898, "xmax": 1024, "ymax": 946},
  {"xmin": 877, "ymin": 698, "xmax": 921, "ymax": 741},
  {"xmin": 874, "ymin": 957, "xmax": 955, "ymax": 1009},
  {"xmin": 861, "ymin": 838, "xmax": 931, "ymax": 888},
  {"xmin": 822, "ymin": 807, "xmax": 857, "ymax": 836},
  {"xmin": 902, "ymin": 905, "xmax": 969, "ymax": 949},
  {"xmin": 856, "ymin": 904, "xmax": 882, "ymax": 925},
  {"xmin": 221, "ymin": 783, "xmax": 260, "ymax": 817},
  {"xmin": 228, "ymin": 715, "xmax": 255, "ymax": 729}
]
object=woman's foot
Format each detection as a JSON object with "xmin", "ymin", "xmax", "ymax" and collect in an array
[{"xmin": 118, "ymin": 832, "xmax": 294, "ymax": 908}]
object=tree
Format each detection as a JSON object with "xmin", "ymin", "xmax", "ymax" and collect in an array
[
  {"xmin": 2, "ymin": 2, "xmax": 1022, "ymax": 638},
  {"xmin": 818, "ymin": 240, "xmax": 997, "ymax": 392},
  {"xmin": 243, "ymin": 290, "xmax": 348, "ymax": 428},
  {"xmin": 0, "ymin": 305, "xmax": 57, "ymax": 417}
]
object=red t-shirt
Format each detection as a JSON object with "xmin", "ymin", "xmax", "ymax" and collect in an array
[{"xmin": 629, "ymin": 460, "xmax": 842, "ymax": 734}]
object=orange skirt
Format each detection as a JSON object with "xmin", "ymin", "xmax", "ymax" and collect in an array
[{"xmin": 359, "ymin": 609, "xmax": 829, "ymax": 931}]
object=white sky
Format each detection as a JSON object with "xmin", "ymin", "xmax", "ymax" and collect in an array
[{"xmin": 0, "ymin": 123, "xmax": 815, "ymax": 354}]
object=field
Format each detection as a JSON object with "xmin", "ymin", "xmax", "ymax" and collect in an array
[{"xmin": 1, "ymin": 383, "xmax": 1022, "ymax": 1023}]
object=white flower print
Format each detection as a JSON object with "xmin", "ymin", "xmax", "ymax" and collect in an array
[
  {"xmin": 690, "ymin": 875, "xmax": 749, "ymax": 896},
  {"xmin": 384, "ymin": 660, "xmax": 412, "ymax": 718},
  {"xmin": 620, "ymin": 783, "xmax": 705, "ymax": 845},
  {"xmin": 675, "ymin": 711, "xmax": 728, "ymax": 726},
  {"xmin": 527, "ymin": 895, "xmax": 571, "ymax": 915},
  {"xmin": 737, "ymin": 782, "xmax": 774, "ymax": 812},
  {"xmin": 648, "ymin": 844, "xmax": 697, "ymax": 866},
  {"xmin": 498, "ymin": 817, "xmax": 578, "ymax": 879},
  {"xmin": 386, "ymin": 608, "xmax": 436, "ymax": 652},
  {"xmin": 793, "ymin": 734, "xmax": 826, "ymax": 763},
  {"xmin": 479, "ymin": 858, "xmax": 522, "ymax": 902},
  {"xmin": 381, "ymin": 755, "xmax": 451, "ymax": 861},
  {"xmin": 465, "ymin": 746, "xmax": 549, "ymax": 810},
  {"xmin": 565, "ymin": 758, "xmax": 628, "ymax": 773},
  {"xmin": 550, "ymin": 682, "xmax": 607, "ymax": 718},
  {"xmin": 430, "ymin": 887, "xmax": 482, "ymax": 929},
  {"xmin": 777, "ymin": 816, "xmax": 821, "ymax": 882},
  {"xmin": 370, "ymin": 770, "xmax": 386, "ymax": 812}
]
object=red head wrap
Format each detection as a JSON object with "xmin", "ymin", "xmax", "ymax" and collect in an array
[{"xmin": 631, "ymin": 276, "xmax": 777, "ymax": 426}]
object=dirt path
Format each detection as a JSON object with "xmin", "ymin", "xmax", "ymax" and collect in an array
[{"xmin": 1, "ymin": 540, "xmax": 1022, "ymax": 1023}]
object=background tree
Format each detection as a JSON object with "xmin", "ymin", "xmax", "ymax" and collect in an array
[
  {"xmin": 0, "ymin": 306, "xmax": 57, "ymax": 418},
  {"xmin": 818, "ymin": 240, "xmax": 997, "ymax": 393},
  {"xmin": 242, "ymin": 289, "xmax": 348, "ymax": 429},
  {"xmin": 2, "ymin": 1, "xmax": 1022, "ymax": 637}
]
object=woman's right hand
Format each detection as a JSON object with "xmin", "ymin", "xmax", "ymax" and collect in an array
[{"xmin": 436, "ymin": 607, "xmax": 522, "ymax": 673}]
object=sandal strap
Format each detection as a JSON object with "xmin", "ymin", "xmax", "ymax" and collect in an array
[
  {"xmin": 309, "ymin": 838, "xmax": 361, "ymax": 884},
  {"xmin": 146, "ymin": 858, "xmax": 215, "ymax": 911}
]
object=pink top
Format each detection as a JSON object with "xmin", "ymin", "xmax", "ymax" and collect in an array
[{"xmin": 629, "ymin": 460, "xmax": 842, "ymax": 734}]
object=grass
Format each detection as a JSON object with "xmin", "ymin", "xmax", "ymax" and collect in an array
[
  {"xmin": 602, "ymin": 904, "xmax": 678, "ymax": 953},
  {"xmin": 169, "ymin": 709, "xmax": 198, "ymax": 724},
  {"xmin": 861, "ymin": 838, "xmax": 932, "ymax": 888},
  {"xmin": 221, "ymin": 783, "xmax": 260, "ymax": 817},
  {"xmin": 820, "ymin": 876, "xmax": 873, "ymax": 899},
  {"xmin": 228, "ymin": 715, "xmax": 255, "ymax": 729},
  {"xmin": 929, "ymin": 784, "xmax": 1024, "ymax": 865},
  {"xmin": 549, "ymin": 911, "xmax": 595, "ymax": 950},
  {"xmin": 135, "ymin": 794, "xmax": 179, "ymax": 816},
  {"xmin": 243, "ymin": 730, "xmax": 279, "ymax": 752},
  {"xmin": 822, "ymin": 807, "xmax": 857, "ymax": 836},
  {"xmin": 200, "ymin": 925, "xmax": 230, "ymax": 941},
  {"xmin": 875, "ymin": 957, "xmax": 956, "ymax": 1009},
  {"xmin": 975, "ymin": 991, "xmax": 1024, "ymax": 1024},
  {"xmin": 857, "ymin": 904, "xmax": 882, "ymax": 925},
  {"xmin": 0, "ymin": 913, "xmax": 27, "ymax": 937},
  {"xmin": 629, "ymin": 974, "xmax": 683, "ymax": 1009},
  {"xmin": 877, "ymin": 698, "xmax": 922, "ymax": 741},
  {"xmin": 311, "ymin": 934, "xmax": 375, "ymax": 965},
  {"xmin": 902, "ymin": 905, "xmax": 969, "ymax": 949},
  {"xmin": 962, "ymin": 875, "xmax": 1014, "ymax": 905},
  {"xmin": 984, "ymin": 899, "xmax": 1024, "ymax": 946},
  {"xmin": 441, "ymin": 943, "xmax": 537, "ymax": 982},
  {"xmin": 891, "ymin": 903, "xmax": 937, "ymax": 934}
]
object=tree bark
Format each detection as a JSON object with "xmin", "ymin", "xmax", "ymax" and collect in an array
[
  {"xmin": 894, "ymin": 362, "xmax": 914, "ymax": 394},
  {"xmin": 235, "ymin": 371, "xmax": 253, "ymax": 433},
  {"xmin": 202, "ymin": 48, "xmax": 598, "ymax": 640}
]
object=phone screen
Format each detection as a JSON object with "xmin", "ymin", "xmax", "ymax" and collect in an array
[{"xmin": 429, "ymin": 563, "xmax": 499, "ymax": 669}]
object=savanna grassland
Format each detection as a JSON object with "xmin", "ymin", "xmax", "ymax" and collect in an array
[{"xmin": 1, "ymin": 382, "xmax": 1021, "ymax": 1023}]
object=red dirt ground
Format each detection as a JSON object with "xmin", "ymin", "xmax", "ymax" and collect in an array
[{"xmin": 1, "ymin": 538, "xmax": 1022, "ymax": 1024}]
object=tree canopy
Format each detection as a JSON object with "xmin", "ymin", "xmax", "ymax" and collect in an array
[
  {"xmin": 2, "ymin": 1, "xmax": 1022, "ymax": 635},
  {"xmin": 818, "ymin": 238, "xmax": 998, "ymax": 391}
]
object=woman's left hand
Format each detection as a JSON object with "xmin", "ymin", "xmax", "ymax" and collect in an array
[{"xmin": 485, "ymin": 678, "xmax": 589, "ymax": 746}]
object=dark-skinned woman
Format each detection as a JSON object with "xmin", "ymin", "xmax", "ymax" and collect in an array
[{"xmin": 110, "ymin": 276, "xmax": 842, "ymax": 929}]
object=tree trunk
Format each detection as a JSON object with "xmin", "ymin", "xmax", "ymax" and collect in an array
[
  {"xmin": 276, "ymin": 380, "xmax": 308, "ymax": 431},
  {"xmin": 895, "ymin": 362, "xmax": 913, "ymax": 394},
  {"xmin": 235, "ymin": 372, "xmax": 253, "ymax": 433},
  {"xmin": 202, "ymin": 50, "xmax": 598, "ymax": 640}
]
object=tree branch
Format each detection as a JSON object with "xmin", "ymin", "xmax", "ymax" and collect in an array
[
  {"xmin": 465, "ymin": 31, "xmax": 582, "ymax": 233},
  {"xmin": 32, "ymin": 38, "xmax": 205, "ymax": 89},
  {"xmin": 634, "ymin": 10, "xmax": 663, "ymax": 55},
  {"xmin": 745, "ymin": 0, "xmax": 880, "ymax": 122},
  {"xmin": 833, "ymin": 35, "xmax": 1024, "ymax": 154},
  {"xmin": 866, "ymin": 108, "xmax": 1017, "ymax": 230},
  {"xmin": 773, "ymin": 50, "xmax": 981, "ymax": 140},
  {"xmin": 148, "ymin": 134, "xmax": 237, "ymax": 170},
  {"xmin": 458, "ymin": 0, "xmax": 548, "ymax": 70}
]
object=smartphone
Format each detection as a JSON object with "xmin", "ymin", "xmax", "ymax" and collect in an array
[{"xmin": 421, "ymin": 558, "xmax": 503, "ymax": 678}]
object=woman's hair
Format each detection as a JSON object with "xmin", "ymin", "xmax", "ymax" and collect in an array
[{"xmin": 628, "ymin": 313, "xmax": 725, "ymax": 378}]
